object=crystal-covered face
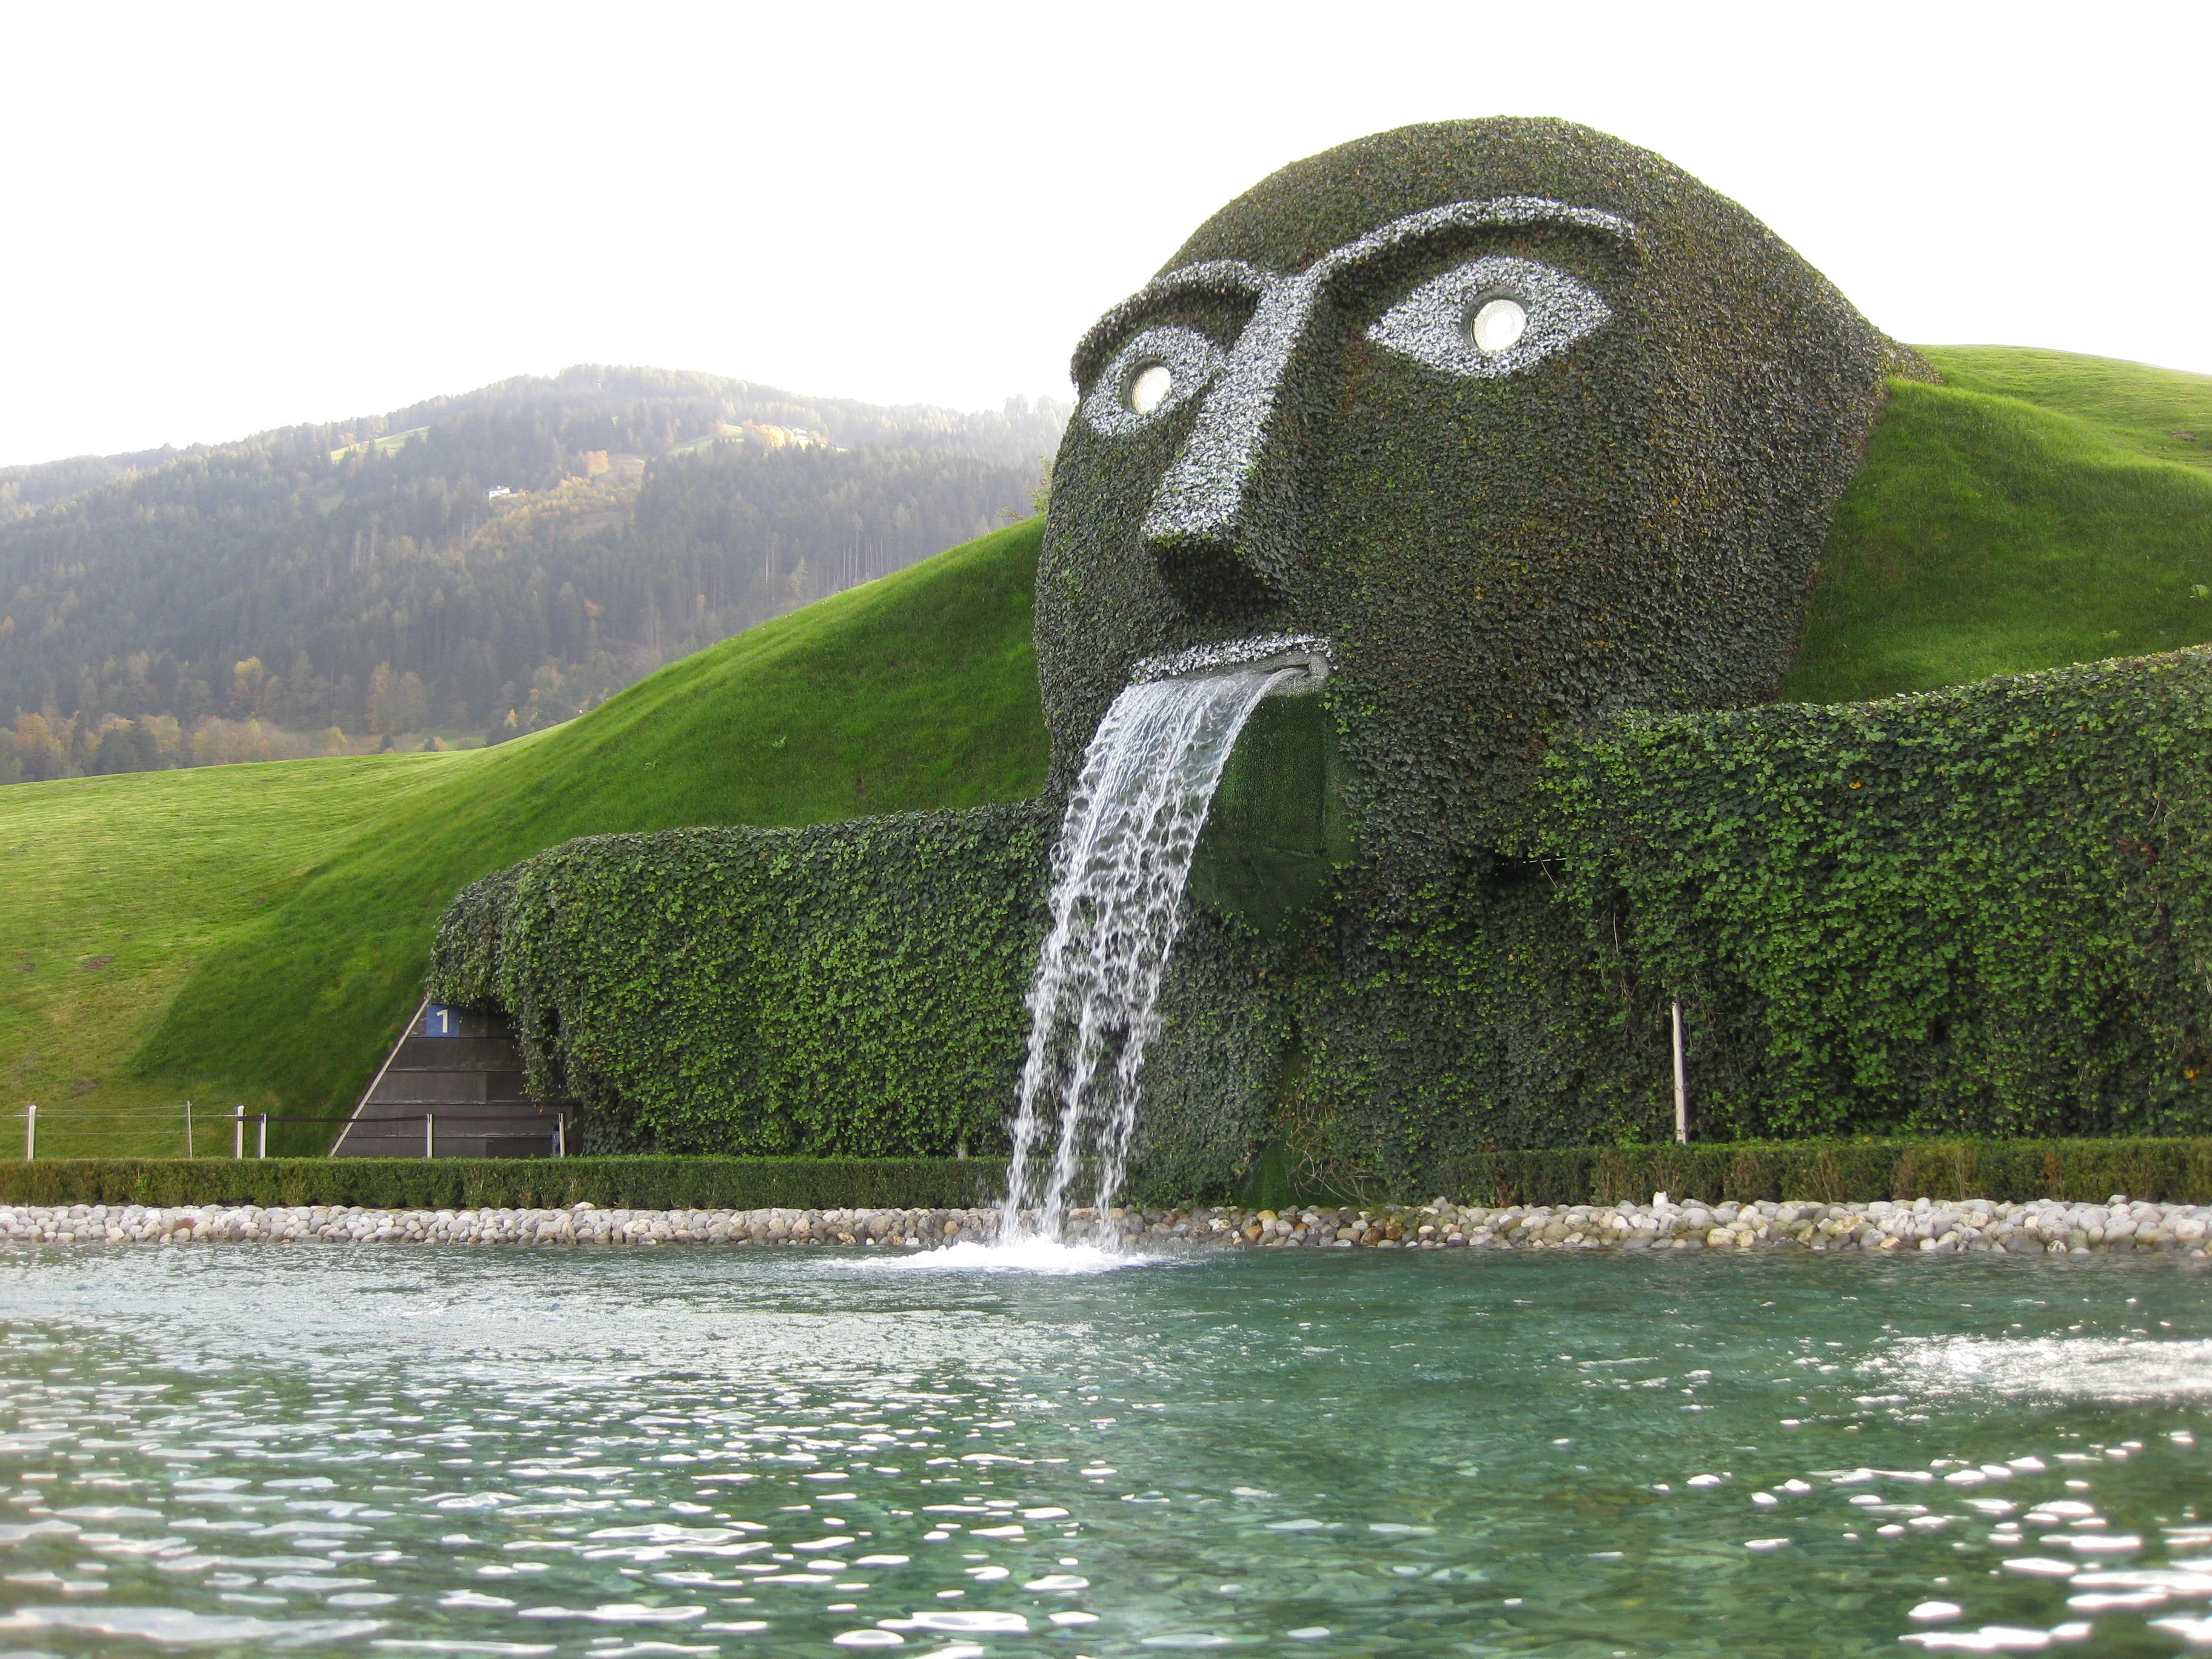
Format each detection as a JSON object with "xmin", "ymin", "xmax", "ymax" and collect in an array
[
  {"xmin": 1072, "ymin": 198, "xmax": 1629, "ymax": 608},
  {"xmin": 1036, "ymin": 119, "xmax": 1896, "ymax": 865}
]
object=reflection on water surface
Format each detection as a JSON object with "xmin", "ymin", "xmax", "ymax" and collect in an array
[{"xmin": 2, "ymin": 1246, "xmax": 2210, "ymax": 1656}]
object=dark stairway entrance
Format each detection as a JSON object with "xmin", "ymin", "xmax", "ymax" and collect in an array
[{"xmin": 332, "ymin": 1002, "xmax": 566, "ymax": 1158}]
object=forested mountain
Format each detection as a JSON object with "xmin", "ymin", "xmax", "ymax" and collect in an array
[{"xmin": 0, "ymin": 366, "xmax": 1065, "ymax": 782}]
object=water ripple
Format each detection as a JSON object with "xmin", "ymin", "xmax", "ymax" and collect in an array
[{"xmin": 2, "ymin": 1244, "xmax": 2209, "ymax": 1654}]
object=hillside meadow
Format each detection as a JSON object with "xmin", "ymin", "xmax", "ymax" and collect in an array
[
  {"xmin": 1782, "ymin": 346, "xmax": 2212, "ymax": 701},
  {"xmin": 6, "ymin": 518, "xmax": 1050, "ymax": 1154},
  {"xmin": 7, "ymin": 347, "xmax": 2212, "ymax": 1155}
]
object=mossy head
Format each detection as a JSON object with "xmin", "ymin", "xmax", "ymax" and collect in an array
[{"xmin": 1037, "ymin": 116, "xmax": 1919, "ymax": 866}]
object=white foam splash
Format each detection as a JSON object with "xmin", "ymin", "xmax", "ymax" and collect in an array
[{"xmin": 839, "ymin": 1239, "xmax": 1178, "ymax": 1276}]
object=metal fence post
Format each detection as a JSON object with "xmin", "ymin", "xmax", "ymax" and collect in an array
[
  {"xmin": 1672, "ymin": 1000, "xmax": 1689, "ymax": 1144},
  {"xmin": 425, "ymin": 1113, "xmax": 435, "ymax": 1160},
  {"xmin": 557, "ymin": 1116, "xmax": 566, "ymax": 1158},
  {"xmin": 22, "ymin": 1103, "xmax": 33, "ymax": 1161},
  {"xmin": 233, "ymin": 1105, "xmax": 244, "ymax": 1160},
  {"xmin": 184, "ymin": 1100, "xmax": 193, "ymax": 1159},
  {"xmin": 257, "ymin": 1114, "xmax": 267, "ymax": 1160}
]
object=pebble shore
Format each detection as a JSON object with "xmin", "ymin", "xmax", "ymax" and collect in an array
[{"xmin": 2, "ymin": 1192, "xmax": 2208, "ymax": 1254}]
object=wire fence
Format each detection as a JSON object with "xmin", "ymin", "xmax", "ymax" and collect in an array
[{"xmin": 15, "ymin": 1101, "xmax": 568, "ymax": 1161}]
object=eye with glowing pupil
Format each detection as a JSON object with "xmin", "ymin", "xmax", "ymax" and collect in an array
[
  {"xmin": 1469, "ymin": 298, "xmax": 1527, "ymax": 352},
  {"xmin": 1081, "ymin": 323, "xmax": 1223, "ymax": 436},
  {"xmin": 1128, "ymin": 363, "xmax": 1174, "ymax": 415},
  {"xmin": 1366, "ymin": 254, "xmax": 1609, "ymax": 379}
]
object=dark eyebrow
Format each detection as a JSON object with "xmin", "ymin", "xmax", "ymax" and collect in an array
[{"xmin": 1070, "ymin": 196, "xmax": 1641, "ymax": 386}]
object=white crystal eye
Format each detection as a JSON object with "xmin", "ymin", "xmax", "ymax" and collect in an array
[
  {"xmin": 1128, "ymin": 363, "xmax": 1174, "ymax": 415},
  {"xmin": 1367, "ymin": 255, "xmax": 1610, "ymax": 379},
  {"xmin": 1082, "ymin": 324, "xmax": 1225, "ymax": 436},
  {"xmin": 1470, "ymin": 297, "xmax": 1527, "ymax": 353}
]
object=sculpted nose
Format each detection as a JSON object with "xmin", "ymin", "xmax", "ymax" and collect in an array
[{"xmin": 1142, "ymin": 278, "xmax": 1321, "ymax": 613}]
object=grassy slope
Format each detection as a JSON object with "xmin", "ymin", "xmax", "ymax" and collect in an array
[
  {"xmin": 1782, "ymin": 347, "xmax": 2212, "ymax": 702},
  {"xmin": 1919, "ymin": 347, "xmax": 2212, "ymax": 475},
  {"xmin": 0, "ymin": 757, "xmax": 454, "ymax": 1154},
  {"xmin": 5, "ymin": 518, "xmax": 1048, "ymax": 1153},
  {"xmin": 8, "ymin": 346, "xmax": 2212, "ymax": 1155}
]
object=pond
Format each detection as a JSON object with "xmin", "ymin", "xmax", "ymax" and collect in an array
[{"xmin": 2, "ymin": 1244, "xmax": 2210, "ymax": 1657}]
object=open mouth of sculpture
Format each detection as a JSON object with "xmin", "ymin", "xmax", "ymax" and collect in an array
[{"xmin": 1130, "ymin": 632, "xmax": 1332, "ymax": 695}]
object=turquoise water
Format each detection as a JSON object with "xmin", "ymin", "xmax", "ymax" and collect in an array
[{"xmin": 4, "ymin": 1246, "xmax": 2211, "ymax": 1657}]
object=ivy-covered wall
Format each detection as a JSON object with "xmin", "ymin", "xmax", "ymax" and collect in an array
[
  {"xmin": 430, "ymin": 804, "xmax": 1049, "ymax": 1156},
  {"xmin": 1543, "ymin": 648, "xmax": 2212, "ymax": 1140},
  {"xmin": 432, "ymin": 646, "xmax": 2212, "ymax": 1183}
]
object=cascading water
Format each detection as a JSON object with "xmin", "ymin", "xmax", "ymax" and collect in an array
[{"xmin": 1000, "ymin": 662, "xmax": 1299, "ymax": 1244}]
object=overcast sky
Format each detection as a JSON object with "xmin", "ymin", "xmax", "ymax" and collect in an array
[{"xmin": 2, "ymin": 0, "xmax": 2204, "ymax": 468}]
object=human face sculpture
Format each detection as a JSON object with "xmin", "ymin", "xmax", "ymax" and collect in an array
[{"xmin": 1036, "ymin": 119, "xmax": 1902, "ymax": 874}]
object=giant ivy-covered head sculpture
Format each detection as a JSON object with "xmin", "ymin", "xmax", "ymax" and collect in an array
[{"xmin": 1037, "ymin": 118, "xmax": 1917, "ymax": 874}]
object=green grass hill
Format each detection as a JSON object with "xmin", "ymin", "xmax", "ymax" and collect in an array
[
  {"xmin": 1783, "ymin": 346, "xmax": 2212, "ymax": 700},
  {"xmin": 4, "ymin": 519, "xmax": 1050, "ymax": 1155},
  {"xmin": 5, "ymin": 346, "xmax": 2212, "ymax": 1156}
]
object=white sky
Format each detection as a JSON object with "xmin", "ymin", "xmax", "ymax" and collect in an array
[{"xmin": 2, "ymin": 0, "xmax": 2205, "ymax": 468}]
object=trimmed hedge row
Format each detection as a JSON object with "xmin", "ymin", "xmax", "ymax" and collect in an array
[
  {"xmin": 0, "ymin": 1157, "xmax": 1010, "ymax": 1212},
  {"xmin": 1431, "ymin": 1138, "xmax": 2212, "ymax": 1208},
  {"xmin": 7, "ymin": 1141, "xmax": 2212, "ymax": 1212}
]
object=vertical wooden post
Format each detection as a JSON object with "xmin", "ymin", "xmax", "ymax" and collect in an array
[
  {"xmin": 23, "ymin": 1103, "xmax": 34, "ymax": 1161},
  {"xmin": 184, "ymin": 1101, "xmax": 193, "ymax": 1159},
  {"xmin": 1671, "ymin": 1000, "xmax": 1689, "ymax": 1145},
  {"xmin": 425, "ymin": 1113, "xmax": 435, "ymax": 1160},
  {"xmin": 556, "ymin": 1116, "xmax": 566, "ymax": 1158},
  {"xmin": 233, "ymin": 1105, "xmax": 244, "ymax": 1160},
  {"xmin": 257, "ymin": 1114, "xmax": 267, "ymax": 1160}
]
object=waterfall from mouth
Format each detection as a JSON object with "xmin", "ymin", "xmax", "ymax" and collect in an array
[{"xmin": 1000, "ymin": 664, "xmax": 1296, "ymax": 1242}]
